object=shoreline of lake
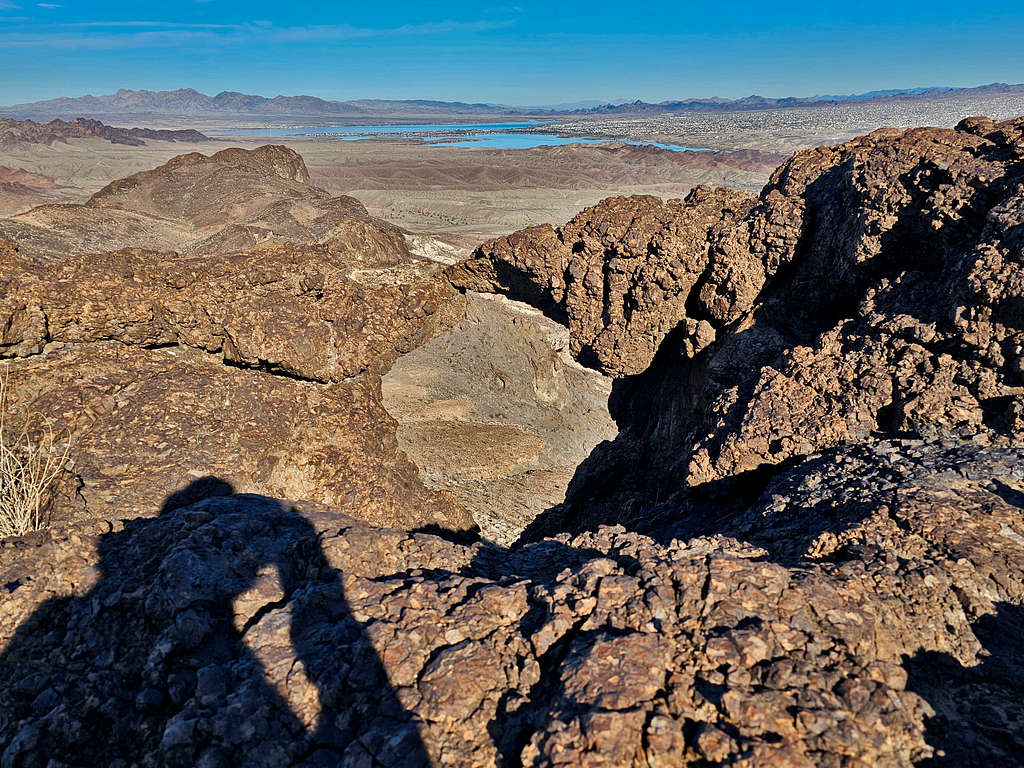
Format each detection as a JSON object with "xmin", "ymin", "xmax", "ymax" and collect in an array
[{"xmin": 209, "ymin": 122, "xmax": 713, "ymax": 152}]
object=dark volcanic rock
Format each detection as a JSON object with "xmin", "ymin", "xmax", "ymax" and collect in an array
[
  {"xmin": 465, "ymin": 117, "xmax": 1024, "ymax": 537},
  {"xmin": 449, "ymin": 186, "xmax": 756, "ymax": 377},
  {"xmin": 1, "ymin": 443, "xmax": 1022, "ymax": 765},
  {"xmin": 3, "ymin": 120, "xmax": 1024, "ymax": 766},
  {"xmin": 0, "ymin": 344, "xmax": 465, "ymax": 530}
]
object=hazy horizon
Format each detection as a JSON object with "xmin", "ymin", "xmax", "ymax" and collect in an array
[
  {"xmin": 2, "ymin": 0, "xmax": 1024, "ymax": 106},
  {"xmin": 4, "ymin": 81, "xmax": 1022, "ymax": 111}
]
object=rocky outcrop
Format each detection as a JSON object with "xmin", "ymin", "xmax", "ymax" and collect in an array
[
  {"xmin": 636, "ymin": 116, "xmax": 1024, "ymax": 501},
  {"xmin": 1, "ymin": 439, "xmax": 1021, "ymax": 766},
  {"xmin": 458, "ymin": 117, "xmax": 1024, "ymax": 537},
  {"xmin": 0, "ymin": 146, "xmax": 473, "ymax": 534},
  {"xmin": 3, "ymin": 120, "xmax": 1024, "ymax": 766},
  {"xmin": 0, "ymin": 244, "xmax": 460, "ymax": 380},
  {"xmin": 449, "ymin": 187, "xmax": 756, "ymax": 377},
  {"xmin": 0, "ymin": 343, "xmax": 468, "ymax": 531},
  {"xmin": 0, "ymin": 116, "xmax": 209, "ymax": 147},
  {"xmin": 0, "ymin": 146, "xmax": 410, "ymax": 262}
]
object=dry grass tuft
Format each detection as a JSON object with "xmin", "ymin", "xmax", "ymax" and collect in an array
[{"xmin": 0, "ymin": 370, "xmax": 71, "ymax": 537}]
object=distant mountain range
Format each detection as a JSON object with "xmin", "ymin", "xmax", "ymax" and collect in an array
[
  {"xmin": 0, "ymin": 116, "xmax": 209, "ymax": 147},
  {"xmin": 0, "ymin": 88, "xmax": 525, "ymax": 121},
  {"xmin": 580, "ymin": 83, "xmax": 1024, "ymax": 115},
  {"xmin": 2, "ymin": 83, "xmax": 1023, "ymax": 122}
]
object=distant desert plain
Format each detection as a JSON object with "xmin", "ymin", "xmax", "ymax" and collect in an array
[
  {"xmin": 0, "ymin": 133, "xmax": 778, "ymax": 254},
  {"xmin": 5, "ymin": 83, "xmax": 1024, "ymax": 254}
]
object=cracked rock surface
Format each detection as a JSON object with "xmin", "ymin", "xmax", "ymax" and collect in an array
[
  {"xmin": 1, "ymin": 441, "xmax": 1022, "ymax": 766},
  {"xmin": 2, "ymin": 119, "xmax": 1024, "ymax": 766}
]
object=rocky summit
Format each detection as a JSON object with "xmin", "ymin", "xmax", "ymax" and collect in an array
[
  {"xmin": 0, "ymin": 145, "xmax": 409, "ymax": 261},
  {"xmin": 0, "ymin": 118, "xmax": 1023, "ymax": 767}
]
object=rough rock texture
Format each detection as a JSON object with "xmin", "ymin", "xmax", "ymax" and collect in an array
[
  {"xmin": 0, "ymin": 243, "xmax": 461, "ymax": 380},
  {"xmin": 449, "ymin": 187, "xmax": 756, "ymax": 377},
  {"xmin": 1, "ymin": 441, "xmax": 1022, "ymax": 766},
  {"xmin": 0, "ymin": 237, "xmax": 469, "ymax": 532},
  {"xmin": 0, "ymin": 146, "xmax": 473, "ymax": 533},
  {"xmin": 459, "ymin": 117, "xmax": 1024, "ymax": 538},
  {"xmin": 0, "ymin": 145, "xmax": 410, "ymax": 262},
  {"xmin": 3, "ymin": 120, "xmax": 1024, "ymax": 766},
  {"xmin": 0, "ymin": 344, "xmax": 465, "ymax": 530}
]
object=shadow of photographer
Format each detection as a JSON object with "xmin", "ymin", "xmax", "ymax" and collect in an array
[{"xmin": 0, "ymin": 477, "xmax": 430, "ymax": 768}]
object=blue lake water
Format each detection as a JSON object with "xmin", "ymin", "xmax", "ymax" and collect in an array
[
  {"xmin": 213, "ymin": 122, "xmax": 545, "ymax": 137},
  {"xmin": 428, "ymin": 134, "xmax": 707, "ymax": 152},
  {"xmin": 211, "ymin": 122, "xmax": 710, "ymax": 153}
]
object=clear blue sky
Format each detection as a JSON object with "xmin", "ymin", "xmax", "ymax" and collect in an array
[{"xmin": 1, "ymin": 0, "xmax": 1023, "ymax": 105}]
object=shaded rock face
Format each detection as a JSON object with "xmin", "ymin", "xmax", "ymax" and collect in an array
[
  {"xmin": 629, "ymin": 116, "xmax": 1024, "ymax": 513},
  {"xmin": 2, "ymin": 121, "xmax": 1024, "ymax": 767},
  {"xmin": 458, "ymin": 117, "xmax": 1024, "ymax": 538},
  {"xmin": 1, "ymin": 445, "xmax": 1022, "ymax": 766},
  {"xmin": 0, "ymin": 145, "xmax": 409, "ymax": 262}
]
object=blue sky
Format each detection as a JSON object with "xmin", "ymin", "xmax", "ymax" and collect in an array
[{"xmin": 1, "ymin": 1, "xmax": 1024, "ymax": 105}]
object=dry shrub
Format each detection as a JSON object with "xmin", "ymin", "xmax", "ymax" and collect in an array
[{"xmin": 0, "ymin": 370, "xmax": 71, "ymax": 537}]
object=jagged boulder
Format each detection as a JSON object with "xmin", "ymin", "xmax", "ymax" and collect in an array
[
  {"xmin": 0, "ymin": 235, "xmax": 470, "ymax": 532},
  {"xmin": 647, "ymin": 117, "xmax": 1024, "ymax": 498},
  {"xmin": 449, "ymin": 187, "xmax": 756, "ymax": 377}
]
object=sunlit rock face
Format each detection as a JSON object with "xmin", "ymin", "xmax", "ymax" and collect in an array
[{"xmin": 1, "ymin": 119, "xmax": 1024, "ymax": 766}]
